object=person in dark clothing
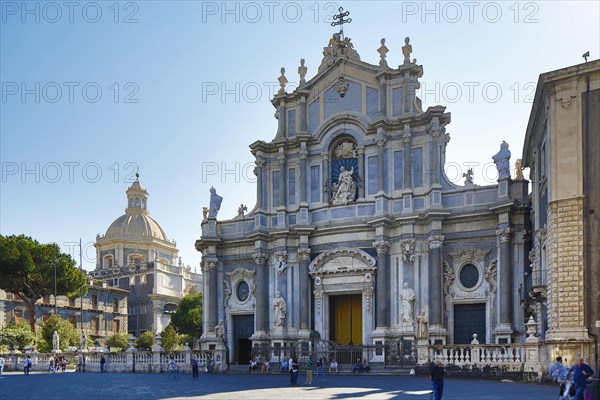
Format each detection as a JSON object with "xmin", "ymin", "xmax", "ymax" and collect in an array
[
  {"xmin": 429, "ymin": 359, "xmax": 444, "ymax": 400},
  {"xmin": 100, "ymin": 355, "xmax": 106, "ymax": 372},
  {"xmin": 569, "ymin": 356, "xmax": 594, "ymax": 400},
  {"xmin": 291, "ymin": 357, "xmax": 299, "ymax": 385},
  {"xmin": 191, "ymin": 356, "xmax": 199, "ymax": 378}
]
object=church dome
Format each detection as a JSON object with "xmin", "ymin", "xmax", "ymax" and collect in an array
[
  {"xmin": 105, "ymin": 212, "xmax": 169, "ymax": 241},
  {"xmin": 103, "ymin": 175, "xmax": 169, "ymax": 242}
]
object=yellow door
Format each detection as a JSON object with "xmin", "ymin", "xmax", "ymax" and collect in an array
[{"xmin": 330, "ymin": 294, "xmax": 362, "ymax": 345}]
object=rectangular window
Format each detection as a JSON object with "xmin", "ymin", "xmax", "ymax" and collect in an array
[
  {"xmin": 14, "ymin": 309, "xmax": 22, "ymax": 322},
  {"xmin": 68, "ymin": 298, "xmax": 76, "ymax": 307},
  {"xmin": 42, "ymin": 295, "xmax": 50, "ymax": 304},
  {"xmin": 141, "ymin": 274, "xmax": 147, "ymax": 284},
  {"xmin": 91, "ymin": 295, "xmax": 98, "ymax": 310},
  {"xmin": 272, "ymin": 170, "xmax": 280, "ymax": 208},
  {"xmin": 394, "ymin": 150, "xmax": 404, "ymax": 190},
  {"xmin": 129, "ymin": 276, "xmax": 135, "ymax": 286},
  {"xmin": 367, "ymin": 155, "xmax": 378, "ymax": 195},
  {"xmin": 288, "ymin": 168, "xmax": 296, "ymax": 205},
  {"xmin": 412, "ymin": 148, "xmax": 423, "ymax": 188},
  {"xmin": 112, "ymin": 298, "xmax": 119, "ymax": 313},
  {"xmin": 68, "ymin": 315, "xmax": 77, "ymax": 327},
  {"xmin": 310, "ymin": 165, "xmax": 320, "ymax": 203},
  {"xmin": 140, "ymin": 305, "xmax": 147, "ymax": 315},
  {"xmin": 112, "ymin": 319, "xmax": 120, "ymax": 334},
  {"xmin": 91, "ymin": 318, "xmax": 99, "ymax": 335}
]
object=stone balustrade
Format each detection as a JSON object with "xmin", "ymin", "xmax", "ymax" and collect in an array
[{"xmin": 428, "ymin": 344, "xmax": 526, "ymax": 370}]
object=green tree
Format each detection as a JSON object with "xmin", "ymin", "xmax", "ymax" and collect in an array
[
  {"xmin": 39, "ymin": 314, "xmax": 79, "ymax": 352},
  {"xmin": 170, "ymin": 292, "xmax": 202, "ymax": 338},
  {"xmin": 0, "ymin": 235, "xmax": 87, "ymax": 331},
  {"xmin": 0, "ymin": 320, "xmax": 35, "ymax": 351},
  {"xmin": 135, "ymin": 331, "xmax": 154, "ymax": 351},
  {"xmin": 106, "ymin": 332, "xmax": 129, "ymax": 351},
  {"xmin": 161, "ymin": 324, "xmax": 180, "ymax": 351}
]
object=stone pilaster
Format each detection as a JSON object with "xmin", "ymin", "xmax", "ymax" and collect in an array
[
  {"xmin": 205, "ymin": 257, "xmax": 218, "ymax": 334},
  {"xmin": 376, "ymin": 134, "xmax": 386, "ymax": 194},
  {"xmin": 357, "ymin": 145, "xmax": 365, "ymax": 199},
  {"xmin": 254, "ymin": 160, "xmax": 265, "ymax": 211},
  {"xmin": 322, "ymin": 153, "xmax": 330, "ymax": 203},
  {"xmin": 278, "ymin": 152, "xmax": 286, "ymax": 208},
  {"xmin": 299, "ymin": 150, "xmax": 308, "ymax": 204}
]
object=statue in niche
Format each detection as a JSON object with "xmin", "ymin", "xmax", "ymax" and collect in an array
[
  {"xmin": 492, "ymin": 141, "xmax": 511, "ymax": 179},
  {"xmin": 399, "ymin": 282, "xmax": 416, "ymax": 323},
  {"xmin": 272, "ymin": 291, "xmax": 287, "ymax": 327},
  {"xmin": 208, "ymin": 186, "xmax": 223, "ymax": 218},
  {"xmin": 223, "ymin": 280, "xmax": 231, "ymax": 308},
  {"xmin": 331, "ymin": 166, "xmax": 356, "ymax": 205},
  {"xmin": 80, "ymin": 330, "xmax": 87, "ymax": 350}
]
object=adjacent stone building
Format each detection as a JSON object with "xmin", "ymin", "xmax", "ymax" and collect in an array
[
  {"xmin": 93, "ymin": 177, "xmax": 202, "ymax": 336},
  {"xmin": 522, "ymin": 59, "xmax": 600, "ymax": 371},
  {"xmin": 0, "ymin": 280, "xmax": 128, "ymax": 345},
  {"xmin": 196, "ymin": 33, "xmax": 531, "ymax": 365}
]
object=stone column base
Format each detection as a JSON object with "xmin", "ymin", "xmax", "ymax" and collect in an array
[
  {"xmin": 416, "ymin": 339, "xmax": 430, "ymax": 366},
  {"xmin": 494, "ymin": 324, "xmax": 514, "ymax": 343}
]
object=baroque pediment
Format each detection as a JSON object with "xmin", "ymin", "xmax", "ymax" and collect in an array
[
  {"xmin": 309, "ymin": 248, "xmax": 376, "ymax": 275},
  {"xmin": 448, "ymin": 248, "xmax": 490, "ymax": 264}
]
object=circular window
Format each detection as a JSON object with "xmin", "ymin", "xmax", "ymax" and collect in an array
[
  {"xmin": 236, "ymin": 281, "xmax": 250, "ymax": 302},
  {"xmin": 459, "ymin": 264, "xmax": 479, "ymax": 289}
]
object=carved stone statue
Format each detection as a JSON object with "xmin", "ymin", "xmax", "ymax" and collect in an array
[
  {"xmin": 215, "ymin": 320, "xmax": 225, "ymax": 343},
  {"xmin": 377, "ymin": 38, "xmax": 389, "ymax": 67},
  {"xmin": 272, "ymin": 291, "xmax": 287, "ymax": 327},
  {"xmin": 463, "ymin": 168, "xmax": 474, "ymax": 185},
  {"xmin": 492, "ymin": 141, "xmax": 511, "ymax": 179},
  {"xmin": 274, "ymin": 252, "xmax": 288, "ymax": 275},
  {"xmin": 331, "ymin": 166, "xmax": 356, "ymax": 205},
  {"xmin": 402, "ymin": 37, "xmax": 412, "ymax": 64},
  {"xmin": 223, "ymin": 280, "xmax": 231, "ymax": 308},
  {"xmin": 400, "ymin": 282, "xmax": 416, "ymax": 323},
  {"xmin": 278, "ymin": 67, "xmax": 287, "ymax": 95},
  {"xmin": 298, "ymin": 58, "xmax": 307, "ymax": 86},
  {"xmin": 52, "ymin": 330, "xmax": 60, "ymax": 351},
  {"xmin": 202, "ymin": 207, "xmax": 208, "ymax": 222},
  {"xmin": 416, "ymin": 309, "xmax": 429, "ymax": 339},
  {"xmin": 237, "ymin": 204, "xmax": 247, "ymax": 217},
  {"xmin": 400, "ymin": 239, "xmax": 415, "ymax": 264},
  {"xmin": 208, "ymin": 186, "xmax": 223, "ymax": 218},
  {"xmin": 80, "ymin": 330, "xmax": 87, "ymax": 350},
  {"xmin": 334, "ymin": 141, "xmax": 356, "ymax": 159},
  {"xmin": 515, "ymin": 159, "xmax": 524, "ymax": 180}
]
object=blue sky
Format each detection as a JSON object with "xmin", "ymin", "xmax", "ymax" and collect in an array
[{"xmin": 1, "ymin": 1, "xmax": 599, "ymax": 270}]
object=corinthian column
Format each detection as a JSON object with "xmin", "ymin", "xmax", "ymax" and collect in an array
[
  {"xmin": 253, "ymin": 252, "xmax": 268, "ymax": 336},
  {"xmin": 373, "ymin": 240, "xmax": 390, "ymax": 328},
  {"xmin": 297, "ymin": 248, "xmax": 311, "ymax": 330},
  {"xmin": 427, "ymin": 235, "xmax": 444, "ymax": 330}
]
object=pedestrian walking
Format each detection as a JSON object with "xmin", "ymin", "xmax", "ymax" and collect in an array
[
  {"xmin": 48, "ymin": 357, "xmax": 55, "ymax": 373},
  {"xmin": 316, "ymin": 356, "xmax": 325, "ymax": 380},
  {"xmin": 0, "ymin": 355, "xmax": 5, "ymax": 375},
  {"xmin": 549, "ymin": 356, "xmax": 571, "ymax": 398},
  {"xmin": 291, "ymin": 357, "xmax": 299, "ymax": 385},
  {"xmin": 191, "ymin": 356, "xmax": 199, "ymax": 379},
  {"xmin": 429, "ymin": 359, "xmax": 444, "ymax": 400},
  {"xmin": 167, "ymin": 357, "xmax": 180, "ymax": 380},
  {"xmin": 305, "ymin": 355, "xmax": 314, "ymax": 385},
  {"xmin": 568, "ymin": 356, "xmax": 594, "ymax": 400},
  {"xmin": 23, "ymin": 356, "xmax": 31, "ymax": 375},
  {"xmin": 288, "ymin": 355, "xmax": 294, "ymax": 385},
  {"xmin": 100, "ymin": 355, "xmax": 106, "ymax": 372}
]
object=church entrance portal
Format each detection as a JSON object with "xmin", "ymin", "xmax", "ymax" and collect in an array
[
  {"xmin": 329, "ymin": 294, "xmax": 362, "ymax": 345},
  {"xmin": 454, "ymin": 303, "xmax": 486, "ymax": 344},
  {"xmin": 232, "ymin": 314, "xmax": 254, "ymax": 364}
]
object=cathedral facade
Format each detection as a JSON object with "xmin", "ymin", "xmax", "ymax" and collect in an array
[{"xmin": 196, "ymin": 34, "xmax": 530, "ymax": 364}]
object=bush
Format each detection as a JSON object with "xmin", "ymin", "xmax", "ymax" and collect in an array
[
  {"xmin": 180, "ymin": 334, "xmax": 197, "ymax": 349},
  {"xmin": 161, "ymin": 324, "xmax": 180, "ymax": 351},
  {"xmin": 106, "ymin": 332, "xmax": 129, "ymax": 352},
  {"xmin": 135, "ymin": 331, "xmax": 154, "ymax": 351},
  {"xmin": 39, "ymin": 314, "xmax": 79, "ymax": 352},
  {"xmin": 0, "ymin": 320, "xmax": 35, "ymax": 351}
]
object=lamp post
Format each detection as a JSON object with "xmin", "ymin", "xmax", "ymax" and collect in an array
[{"xmin": 54, "ymin": 262, "xmax": 57, "ymax": 314}]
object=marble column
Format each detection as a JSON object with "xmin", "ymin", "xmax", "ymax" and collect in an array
[
  {"xmin": 298, "ymin": 248, "xmax": 311, "ymax": 330},
  {"xmin": 357, "ymin": 145, "xmax": 365, "ymax": 199},
  {"xmin": 377, "ymin": 135, "xmax": 386, "ymax": 193},
  {"xmin": 253, "ymin": 253, "xmax": 268, "ymax": 335},
  {"xmin": 205, "ymin": 257, "xmax": 219, "ymax": 333},
  {"xmin": 322, "ymin": 153, "xmax": 330, "ymax": 203},
  {"xmin": 427, "ymin": 235, "xmax": 444, "ymax": 327},
  {"xmin": 431, "ymin": 126, "xmax": 441, "ymax": 184},
  {"xmin": 374, "ymin": 240, "xmax": 390, "ymax": 328},
  {"xmin": 254, "ymin": 160, "xmax": 264, "ymax": 211},
  {"xmin": 300, "ymin": 150, "xmax": 308, "ymax": 203},
  {"xmin": 497, "ymin": 227, "xmax": 513, "ymax": 326}
]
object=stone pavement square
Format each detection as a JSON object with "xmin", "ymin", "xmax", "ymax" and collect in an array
[{"xmin": 0, "ymin": 371, "xmax": 558, "ymax": 399}]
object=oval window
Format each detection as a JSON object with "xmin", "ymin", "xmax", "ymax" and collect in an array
[{"xmin": 459, "ymin": 264, "xmax": 479, "ymax": 289}]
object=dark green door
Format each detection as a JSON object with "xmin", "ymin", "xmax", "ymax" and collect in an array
[
  {"xmin": 454, "ymin": 303, "xmax": 486, "ymax": 344},
  {"xmin": 232, "ymin": 315, "xmax": 254, "ymax": 364}
]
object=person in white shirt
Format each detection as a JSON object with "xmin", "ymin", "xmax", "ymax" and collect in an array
[
  {"xmin": 329, "ymin": 359, "xmax": 338, "ymax": 373},
  {"xmin": 0, "ymin": 355, "xmax": 5, "ymax": 375}
]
